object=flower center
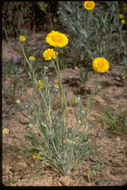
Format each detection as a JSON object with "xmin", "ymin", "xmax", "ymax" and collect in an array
[
  {"xmin": 52, "ymin": 35, "xmax": 63, "ymax": 43},
  {"xmin": 86, "ymin": 2, "xmax": 93, "ymax": 8},
  {"xmin": 49, "ymin": 52, "xmax": 54, "ymax": 57},
  {"xmin": 98, "ymin": 62, "xmax": 103, "ymax": 67}
]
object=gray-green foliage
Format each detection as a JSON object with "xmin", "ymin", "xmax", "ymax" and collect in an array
[
  {"xmin": 80, "ymin": 67, "xmax": 89, "ymax": 83},
  {"xmin": 21, "ymin": 71, "xmax": 100, "ymax": 176},
  {"xmin": 19, "ymin": 41, "xmax": 101, "ymax": 175},
  {"xmin": 18, "ymin": 27, "xmax": 102, "ymax": 175},
  {"xmin": 58, "ymin": 1, "xmax": 127, "ymax": 68},
  {"xmin": 101, "ymin": 105, "xmax": 127, "ymax": 133},
  {"xmin": 2, "ymin": 2, "xmax": 33, "ymax": 37}
]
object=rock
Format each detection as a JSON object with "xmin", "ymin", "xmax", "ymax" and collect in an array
[
  {"xmin": 116, "ymin": 137, "xmax": 121, "ymax": 142},
  {"xmin": 18, "ymin": 115, "xmax": 29, "ymax": 125},
  {"xmin": 59, "ymin": 176, "xmax": 71, "ymax": 186}
]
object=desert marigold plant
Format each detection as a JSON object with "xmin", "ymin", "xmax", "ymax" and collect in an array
[
  {"xmin": 43, "ymin": 48, "xmax": 58, "ymax": 60},
  {"xmin": 46, "ymin": 31, "xmax": 69, "ymax": 47},
  {"xmin": 92, "ymin": 57, "xmax": 110, "ymax": 73},
  {"xmin": 84, "ymin": 1, "xmax": 95, "ymax": 11},
  {"xmin": 19, "ymin": 35, "xmax": 26, "ymax": 42},
  {"xmin": 19, "ymin": 31, "xmax": 102, "ymax": 176}
]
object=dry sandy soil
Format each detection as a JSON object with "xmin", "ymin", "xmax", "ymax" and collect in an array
[{"xmin": 2, "ymin": 33, "xmax": 127, "ymax": 186}]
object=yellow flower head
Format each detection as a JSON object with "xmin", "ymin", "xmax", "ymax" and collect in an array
[
  {"xmin": 29, "ymin": 56, "xmax": 35, "ymax": 61},
  {"xmin": 92, "ymin": 57, "xmax": 110, "ymax": 73},
  {"xmin": 121, "ymin": 19, "xmax": 125, "ymax": 24},
  {"xmin": 28, "ymin": 123, "xmax": 33, "ymax": 128},
  {"xmin": 16, "ymin": 99, "xmax": 21, "ymax": 104},
  {"xmin": 73, "ymin": 97, "xmax": 81, "ymax": 103},
  {"xmin": 19, "ymin": 35, "xmax": 26, "ymax": 42},
  {"xmin": 55, "ymin": 84, "xmax": 59, "ymax": 89},
  {"xmin": 3, "ymin": 128, "xmax": 9, "ymax": 134},
  {"xmin": 119, "ymin": 14, "xmax": 124, "ymax": 19},
  {"xmin": 73, "ymin": 97, "xmax": 76, "ymax": 103},
  {"xmin": 43, "ymin": 48, "xmax": 58, "ymax": 60},
  {"xmin": 38, "ymin": 80, "xmax": 44, "ymax": 89},
  {"xmin": 66, "ymin": 139, "xmax": 73, "ymax": 143},
  {"xmin": 46, "ymin": 31, "xmax": 69, "ymax": 47},
  {"xmin": 33, "ymin": 154, "xmax": 41, "ymax": 160},
  {"xmin": 84, "ymin": 1, "xmax": 95, "ymax": 11},
  {"xmin": 66, "ymin": 139, "xmax": 76, "ymax": 144}
]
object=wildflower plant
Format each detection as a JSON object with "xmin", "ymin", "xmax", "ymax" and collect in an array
[
  {"xmin": 58, "ymin": 1, "xmax": 127, "ymax": 68},
  {"xmin": 19, "ymin": 32, "xmax": 103, "ymax": 176}
]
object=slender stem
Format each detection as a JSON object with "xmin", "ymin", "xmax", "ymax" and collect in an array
[
  {"xmin": 39, "ymin": 89, "xmax": 52, "ymax": 126},
  {"xmin": 19, "ymin": 43, "xmax": 33, "ymax": 71},
  {"xmin": 20, "ymin": 42, "xmax": 52, "ymax": 130},
  {"xmin": 55, "ymin": 53, "xmax": 64, "ymax": 107},
  {"xmin": 55, "ymin": 52, "xmax": 68, "ymax": 135},
  {"xmin": 55, "ymin": 51, "xmax": 68, "ymax": 115},
  {"xmin": 51, "ymin": 60, "xmax": 58, "ymax": 75}
]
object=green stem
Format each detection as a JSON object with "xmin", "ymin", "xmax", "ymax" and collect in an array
[
  {"xmin": 55, "ymin": 51, "xmax": 68, "ymax": 130},
  {"xmin": 82, "ymin": 75, "xmax": 99, "ymax": 137},
  {"xmin": 55, "ymin": 51, "xmax": 68, "ymax": 114},
  {"xmin": 39, "ymin": 89, "xmax": 52, "ymax": 126},
  {"xmin": 20, "ymin": 42, "xmax": 52, "ymax": 130},
  {"xmin": 56, "ymin": 54, "xmax": 64, "ymax": 108}
]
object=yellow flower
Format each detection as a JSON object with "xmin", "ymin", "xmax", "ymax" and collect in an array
[
  {"xmin": 73, "ymin": 97, "xmax": 76, "ymax": 103},
  {"xmin": 46, "ymin": 31, "xmax": 69, "ymax": 47},
  {"xmin": 119, "ymin": 14, "xmax": 124, "ymax": 19},
  {"xmin": 43, "ymin": 48, "xmax": 58, "ymax": 60},
  {"xmin": 84, "ymin": 1, "xmax": 95, "ymax": 11},
  {"xmin": 16, "ymin": 99, "xmax": 21, "ymax": 104},
  {"xmin": 33, "ymin": 154, "xmax": 41, "ymax": 160},
  {"xmin": 38, "ymin": 80, "xmax": 44, "ymax": 89},
  {"xmin": 29, "ymin": 56, "xmax": 35, "ymax": 61},
  {"xmin": 19, "ymin": 35, "xmax": 26, "ymax": 42},
  {"xmin": 121, "ymin": 19, "xmax": 125, "ymax": 24},
  {"xmin": 55, "ymin": 84, "xmax": 59, "ymax": 89},
  {"xmin": 28, "ymin": 123, "xmax": 33, "ymax": 128},
  {"xmin": 92, "ymin": 57, "xmax": 110, "ymax": 73},
  {"xmin": 3, "ymin": 128, "xmax": 9, "ymax": 134},
  {"xmin": 66, "ymin": 139, "xmax": 76, "ymax": 144}
]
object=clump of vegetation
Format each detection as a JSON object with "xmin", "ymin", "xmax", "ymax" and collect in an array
[
  {"xmin": 101, "ymin": 106, "xmax": 127, "ymax": 134},
  {"xmin": 58, "ymin": 1, "xmax": 127, "ymax": 69},
  {"xmin": 17, "ymin": 26, "xmax": 108, "ymax": 176},
  {"xmin": 3, "ymin": 1, "xmax": 126, "ymax": 182}
]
